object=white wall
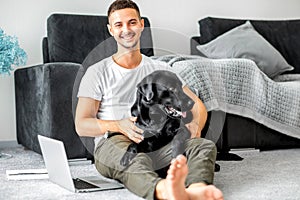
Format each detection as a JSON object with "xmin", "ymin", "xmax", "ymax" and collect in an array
[{"xmin": 1, "ymin": 0, "xmax": 300, "ymax": 141}]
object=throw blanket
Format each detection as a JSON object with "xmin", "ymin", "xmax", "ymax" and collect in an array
[{"xmin": 152, "ymin": 55, "xmax": 300, "ymax": 139}]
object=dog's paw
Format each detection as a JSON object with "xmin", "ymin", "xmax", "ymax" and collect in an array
[{"xmin": 120, "ymin": 152, "xmax": 137, "ymax": 166}]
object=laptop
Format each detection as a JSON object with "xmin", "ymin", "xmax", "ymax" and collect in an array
[{"xmin": 38, "ymin": 135, "xmax": 124, "ymax": 193}]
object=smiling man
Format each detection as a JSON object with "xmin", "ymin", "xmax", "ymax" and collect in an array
[{"xmin": 75, "ymin": 1, "xmax": 223, "ymax": 199}]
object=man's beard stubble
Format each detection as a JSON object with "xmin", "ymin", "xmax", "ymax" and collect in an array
[{"xmin": 119, "ymin": 31, "xmax": 139, "ymax": 50}]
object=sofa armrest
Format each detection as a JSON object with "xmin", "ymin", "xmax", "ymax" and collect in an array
[
  {"xmin": 14, "ymin": 62, "xmax": 91, "ymax": 159},
  {"xmin": 190, "ymin": 36, "xmax": 201, "ymax": 55},
  {"xmin": 190, "ymin": 36, "xmax": 210, "ymax": 57}
]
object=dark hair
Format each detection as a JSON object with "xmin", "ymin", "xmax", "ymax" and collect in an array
[{"xmin": 107, "ymin": 0, "xmax": 141, "ymax": 19}]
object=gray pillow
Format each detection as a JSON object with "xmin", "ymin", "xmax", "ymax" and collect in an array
[{"xmin": 196, "ymin": 21, "xmax": 294, "ymax": 78}]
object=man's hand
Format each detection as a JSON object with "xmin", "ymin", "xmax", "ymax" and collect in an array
[{"xmin": 117, "ymin": 117, "xmax": 144, "ymax": 143}]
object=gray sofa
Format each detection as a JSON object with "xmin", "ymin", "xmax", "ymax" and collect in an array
[
  {"xmin": 191, "ymin": 17, "xmax": 300, "ymax": 153},
  {"xmin": 14, "ymin": 13, "xmax": 154, "ymax": 159}
]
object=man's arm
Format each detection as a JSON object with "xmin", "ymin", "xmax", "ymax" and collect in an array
[
  {"xmin": 183, "ymin": 86, "xmax": 208, "ymax": 138},
  {"xmin": 75, "ymin": 97, "xmax": 144, "ymax": 143}
]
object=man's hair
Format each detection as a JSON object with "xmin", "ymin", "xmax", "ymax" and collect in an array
[{"xmin": 107, "ymin": 0, "xmax": 141, "ymax": 19}]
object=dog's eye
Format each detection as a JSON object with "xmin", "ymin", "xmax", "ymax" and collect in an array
[{"xmin": 168, "ymin": 87, "xmax": 175, "ymax": 92}]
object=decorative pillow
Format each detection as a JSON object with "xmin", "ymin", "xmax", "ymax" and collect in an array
[{"xmin": 196, "ymin": 21, "xmax": 294, "ymax": 78}]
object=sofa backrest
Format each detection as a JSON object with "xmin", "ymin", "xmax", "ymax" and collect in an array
[
  {"xmin": 196, "ymin": 17, "xmax": 300, "ymax": 74},
  {"xmin": 43, "ymin": 13, "xmax": 154, "ymax": 64}
]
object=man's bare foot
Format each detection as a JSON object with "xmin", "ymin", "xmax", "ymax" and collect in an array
[
  {"xmin": 155, "ymin": 155, "xmax": 223, "ymax": 200},
  {"xmin": 165, "ymin": 154, "xmax": 189, "ymax": 200},
  {"xmin": 187, "ymin": 184, "xmax": 224, "ymax": 200}
]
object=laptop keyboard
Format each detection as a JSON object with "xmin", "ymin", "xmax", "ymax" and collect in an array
[{"xmin": 73, "ymin": 178, "xmax": 99, "ymax": 189}]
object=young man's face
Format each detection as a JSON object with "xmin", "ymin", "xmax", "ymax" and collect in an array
[{"xmin": 108, "ymin": 8, "xmax": 144, "ymax": 51}]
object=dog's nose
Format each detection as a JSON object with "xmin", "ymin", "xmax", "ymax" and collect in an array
[
  {"xmin": 176, "ymin": 90, "xmax": 195, "ymax": 111},
  {"xmin": 186, "ymin": 99, "xmax": 194, "ymax": 109}
]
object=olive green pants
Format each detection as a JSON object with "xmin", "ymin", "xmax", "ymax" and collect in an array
[{"xmin": 94, "ymin": 134, "xmax": 217, "ymax": 200}]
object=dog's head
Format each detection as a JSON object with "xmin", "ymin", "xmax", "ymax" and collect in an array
[{"xmin": 131, "ymin": 70, "xmax": 195, "ymax": 127}]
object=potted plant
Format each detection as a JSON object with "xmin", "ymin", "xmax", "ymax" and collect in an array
[
  {"xmin": 0, "ymin": 28, "xmax": 27, "ymax": 75},
  {"xmin": 0, "ymin": 28, "xmax": 27, "ymax": 159}
]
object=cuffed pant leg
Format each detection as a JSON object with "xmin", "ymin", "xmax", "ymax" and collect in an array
[
  {"xmin": 185, "ymin": 138, "xmax": 217, "ymax": 185},
  {"xmin": 94, "ymin": 135, "xmax": 162, "ymax": 200}
]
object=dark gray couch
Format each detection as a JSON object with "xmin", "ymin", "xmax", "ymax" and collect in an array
[
  {"xmin": 191, "ymin": 17, "xmax": 300, "ymax": 153},
  {"xmin": 14, "ymin": 13, "xmax": 154, "ymax": 159}
]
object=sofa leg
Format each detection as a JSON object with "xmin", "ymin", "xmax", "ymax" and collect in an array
[
  {"xmin": 216, "ymin": 152, "xmax": 244, "ymax": 161},
  {"xmin": 215, "ymin": 163, "xmax": 220, "ymax": 172}
]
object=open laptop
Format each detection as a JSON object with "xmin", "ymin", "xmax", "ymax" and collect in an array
[{"xmin": 38, "ymin": 135, "xmax": 124, "ymax": 193}]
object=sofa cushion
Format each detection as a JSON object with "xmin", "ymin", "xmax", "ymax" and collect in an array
[
  {"xmin": 46, "ymin": 14, "xmax": 153, "ymax": 63},
  {"xmin": 198, "ymin": 17, "xmax": 300, "ymax": 74},
  {"xmin": 197, "ymin": 21, "xmax": 294, "ymax": 78}
]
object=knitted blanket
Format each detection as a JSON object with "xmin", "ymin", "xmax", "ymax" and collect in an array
[{"xmin": 153, "ymin": 55, "xmax": 300, "ymax": 139}]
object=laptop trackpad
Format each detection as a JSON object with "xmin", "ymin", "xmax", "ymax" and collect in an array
[{"xmin": 73, "ymin": 178, "xmax": 99, "ymax": 189}]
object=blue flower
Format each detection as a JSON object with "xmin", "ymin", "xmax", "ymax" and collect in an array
[{"xmin": 0, "ymin": 28, "xmax": 27, "ymax": 75}]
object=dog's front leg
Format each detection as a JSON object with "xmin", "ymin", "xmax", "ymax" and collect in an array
[
  {"xmin": 171, "ymin": 127, "xmax": 191, "ymax": 158},
  {"xmin": 120, "ymin": 143, "xmax": 138, "ymax": 166}
]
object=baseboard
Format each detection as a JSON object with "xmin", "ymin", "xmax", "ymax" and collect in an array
[{"xmin": 0, "ymin": 140, "xmax": 21, "ymax": 148}]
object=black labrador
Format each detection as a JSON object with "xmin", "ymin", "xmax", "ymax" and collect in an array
[{"xmin": 120, "ymin": 70, "xmax": 195, "ymax": 166}]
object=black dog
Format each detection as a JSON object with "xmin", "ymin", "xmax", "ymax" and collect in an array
[{"xmin": 120, "ymin": 70, "xmax": 195, "ymax": 166}]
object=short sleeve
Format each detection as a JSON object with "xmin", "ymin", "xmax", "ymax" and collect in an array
[{"xmin": 77, "ymin": 66, "xmax": 103, "ymax": 101}]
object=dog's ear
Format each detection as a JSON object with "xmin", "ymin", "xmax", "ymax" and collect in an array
[
  {"xmin": 131, "ymin": 89, "xmax": 143, "ymax": 117},
  {"xmin": 131, "ymin": 101, "xmax": 139, "ymax": 117},
  {"xmin": 138, "ymin": 84, "xmax": 154, "ymax": 102}
]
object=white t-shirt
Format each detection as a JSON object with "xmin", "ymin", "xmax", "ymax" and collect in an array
[{"xmin": 77, "ymin": 54, "xmax": 184, "ymax": 144}]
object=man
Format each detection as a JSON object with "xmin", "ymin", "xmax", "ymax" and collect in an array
[{"xmin": 75, "ymin": 0, "xmax": 223, "ymax": 199}]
